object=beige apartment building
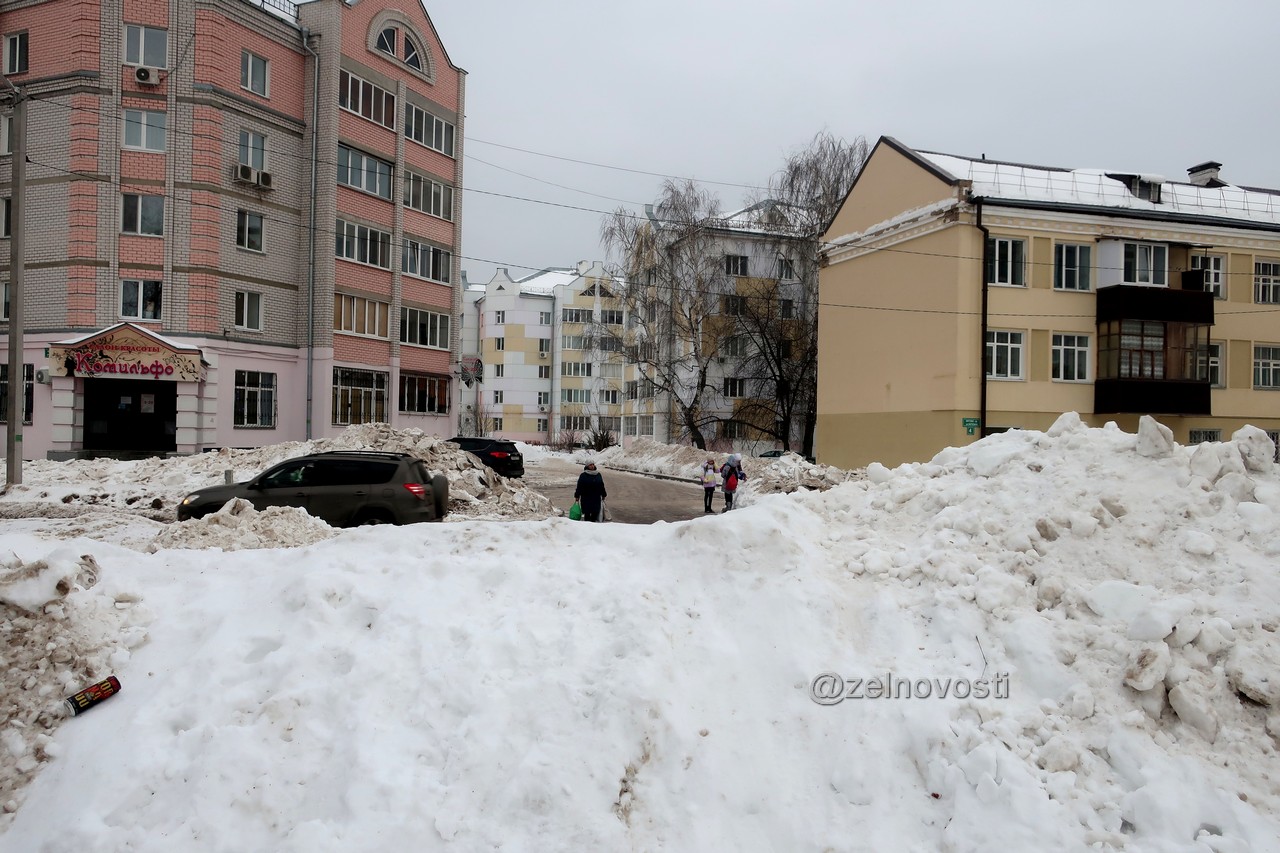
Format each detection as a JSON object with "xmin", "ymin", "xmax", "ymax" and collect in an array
[{"xmin": 818, "ymin": 136, "xmax": 1280, "ymax": 469}]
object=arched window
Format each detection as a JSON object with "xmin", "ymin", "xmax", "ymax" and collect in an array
[
  {"xmin": 404, "ymin": 37, "xmax": 422, "ymax": 71},
  {"xmin": 376, "ymin": 27, "xmax": 396, "ymax": 55}
]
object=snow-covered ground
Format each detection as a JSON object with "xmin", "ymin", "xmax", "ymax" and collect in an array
[{"xmin": 2, "ymin": 414, "xmax": 1279, "ymax": 851}]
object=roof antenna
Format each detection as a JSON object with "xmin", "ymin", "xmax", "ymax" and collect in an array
[{"xmin": 982, "ymin": 152, "xmax": 987, "ymax": 160}]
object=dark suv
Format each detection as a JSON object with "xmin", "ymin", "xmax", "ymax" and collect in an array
[
  {"xmin": 176, "ymin": 451, "xmax": 449, "ymax": 526},
  {"xmin": 447, "ymin": 436, "xmax": 524, "ymax": 478}
]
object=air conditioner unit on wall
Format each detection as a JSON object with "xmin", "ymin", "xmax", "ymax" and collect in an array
[
  {"xmin": 538, "ymin": 352, "xmax": 547, "ymax": 359},
  {"xmin": 34, "ymin": 368, "xmax": 52, "ymax": 384},
  {"xmin": 256, "ymin": 171, "xmax": 274, "ymax": 190},
  {"xmin": 134, "ymin": 66, "xmax": 161, "ymax": 86},
  {"xmin": 234, "ymin": 163, "xmax": 257, "ymax": 184}
]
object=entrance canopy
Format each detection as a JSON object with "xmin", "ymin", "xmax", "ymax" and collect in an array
[{"xmin": 48, "ymin": 323, "xmax": 205, "ymax": 382}]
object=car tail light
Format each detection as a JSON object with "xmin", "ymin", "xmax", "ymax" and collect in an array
[
  {"xmin": 488, "ymin": 451, "xmax": 510, "ymax": 458},
  {"xmin": 403, "ymin": 483, "xmax": 426, "ymax": 500}
]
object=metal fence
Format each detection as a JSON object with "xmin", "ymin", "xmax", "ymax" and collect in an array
[{"xmin": 241, "ymin": 0, "xmax": 298, "ymax": 22}]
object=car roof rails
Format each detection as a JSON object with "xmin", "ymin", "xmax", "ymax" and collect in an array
[{"xmin": 312, "ymin": 450, "xmax": 408, "ymax": 459}]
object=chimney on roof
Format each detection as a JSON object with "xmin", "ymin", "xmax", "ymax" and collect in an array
[{"xmin": 1187, "ymin": 161, "xmax": 1225, "ymax": 188}]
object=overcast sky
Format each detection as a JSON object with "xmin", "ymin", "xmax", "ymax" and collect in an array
[{"xmin": 426, "ymin": 0, "xmax": 1280, "ymax": 287}]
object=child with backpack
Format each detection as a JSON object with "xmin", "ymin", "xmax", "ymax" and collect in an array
[
  {"xmin": 719, "ymin": 453, "xmax": 746, "ymax": 512},
  {"xmin": 700, "ymin": 458, "xmax": 718, "ymax": 513}
]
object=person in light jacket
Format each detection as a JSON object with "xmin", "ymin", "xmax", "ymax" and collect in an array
[
  {"xmin": 574, "ymin": 461, "xmax": 608, "ymax": 522},
  {"xmin": 719, "ymin": 453, "xmax": 746, "ymax": 512},
  {"xmin": 700, "ymin": 458, "xmax": 718, "ymax": 513}
]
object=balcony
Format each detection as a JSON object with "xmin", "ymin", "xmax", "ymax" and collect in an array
[
  {"xmin": 1096, "ymin": 284, "xmax": 1214, "ymax": 325},
  {"xmin": 1094, "ymin": 378, "xmax": 1211, "ymax": 416}
]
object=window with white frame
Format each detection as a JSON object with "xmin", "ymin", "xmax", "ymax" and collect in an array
[
  {"xmin": 1123, "ymin": 242, "xmax": 1167, "ymax": 285},
  {"xmin": 1191, "ymin": 254, "xmax": 1225, "ymax": 299},
  {"xmin": 404, "ymin": 102, "xmax": 455, "ymax": 156},
  {"xmin": 1188, "ymin": 429, "xmax": 1221, "ymax": 444},
  {"xmin": 599, "ymin": 389, "xmax": 620, "ymax": 405},
  {"xmin": 1051, "ymin": 333, "xmax": 1089, "ymax": 381},
  {"xmin": 376, "ymin": 27, "xmax": 396, "ymax": 55},
  {"xmin": 493, "ymin": 364, "xmax": 504, "ymax": 378},
  {"xmin": 402, "ymin": 239, "xmax": 451, "ymax": 283},
  {"xmin": 777, "ymin": 258, "xmax": 795, "ymax": 280},
  {"xmin": 334, "ymin": 293, "xmax": 390, "ymax": 337},
  {"xmin": 403, "ymin": 36, "xmax": 423, "ymax": 71},
  {"xmin": 723, "ymin": 377, "xmax": 745, "ymax": 398},
  {"xmin": 493, "ymin": 390, "xmax": 504, "ymax": 404},
  {"xmin": 4, "ymin": 32, "xmax": 28, "ymax": 75},
  {"xmin": 236, "ymin": 210, "xmax": 263, "ymax": 252},
  {"xmin": 494, "ymin": 337, "xmax": 505, "ymax": 351},
  {"xmin": 562, "ymin": 334, "xmax": 593, "ymax": 350},
  {"xmin": 1054, "ymin": 244, "xmax": 1092, "ymax": 291},
  {"xmin": 539, "ymin": 311, "xmax": 552, "ymax": 326},
  {"xmin": 400, "ymin": 306, "xmax": 450, "ymax": 349},
  {"xmin": 239, "ymin": 130, "xmax": 265, "ymax": 170},
  {"xmin": 122, "ymin": 193, "xmax": 163, "ymax": 236},
  {"xmin": 538, "ymin": 338, "xmax": 551, "ymax": 354},
  {"xmin": 985, "ymin": 330, "xmax": 1024, "ymax": 379},
  {"xmin": 536, "ymin": 418, "xmax": 548, "ymax": 433},
  {"xmin": 599, "ymin": 416, "xmax": 621, "ymax": 432},
  {"xmin": 562, "ymin": 388, "xmax": 591, "ymax": 404},
  {"xmin": 123, "ymin": 109, "xmax": 166, "ymax": 151},
  {"xmin": 240, "ymin": 51, "xmax": 268, "ymax": 97},
  {"xmin": 639, "ymin": 415, "xmax": 654, "ymax": 435},
  {"xmin": 0, "ymin": 364, "xmax": 33, "ymax": 425},
  {"xmin": 234, "ymin": 290, "xmax": 262, "ymax": 330},
  {"xmin": 491, "ymin": 417, "xmax": 504, "ymax": 432},
  {"xmin": 233, "ymin": 370, "xmax": 275, "ymax": 427},
  {"xmin": 404, "ymin": 172, "xmax": 453, "ymax": 220},
  {"xmin": 338, "ymin": 69, "xmax": 395, "ymax": 129},
  {"xmin": 561, "ymin": 362, "xmax": 591, "ymax": 377},
  {"xmin": 335, "ymin": 219, "xmax": 392, "ymax": 268},
  {"xmin": 725, "ymin": 255, "xmax": 748, "ymax": 276},
  {"xmin": 624, "ymin": 417, "xmax": 637, "ymax": 436},
  {"xmin": 562, "ymin": 307, "xmax": 593, "ymax": 323},
  {"xmin": 0, "ymin": 114, "xmax": 9, "ymax": 155},
  {"xmin": 599, "ymin": 336, "xmax": 622, "ymax": 353},
  {"xmin": 399, "ymin": 373, "xmax": 449, "ymax": 414},
  {"xmin": 1198, "ymin": 342, "xmax": 1223, "ymax": 387},
  {"xmin": 494, "ymin": 310, "xmax": 505, "ymax": 324},
  {"xmin": 723, "ymin": 335, "xmax": 748, "ymax": 357},
  {"xmin": 538, "ymin": 365, "xmax": 550, "ymax": 379},
  {"xmin": 1255, "ymin": 261, "xmax": 1280, "ymax": 304},
  {"xmin": 332, "ymin": 367, "xmax": 388, "ymax": 425},
  {"xmin": 337, "ymin": 145, "xmax": 393, "ymax": 200},
  {"xmin": 124, "ymin": 25, "xmax": 167, "ymax": 67},
  {"xmin": 1254, "ymin": 345, "xmax": 1280, "ymax": 389},
  {"xmin": 600, "ymin": 309, "xmax": 624, "ymax": 325},
  {"xmin": 599, "ymin": 362, "xmax": 622, "ymax": 378},
  {"xmin": 722, "ymin": 420, "xmax": 746, "ymax": 440},
  {"xmin": 986, "ymin": 237, "xmax": 1026, "ymax": 286},
  {"xmin": 537, "ymin": 391, "xmax": 550, "ymax": 406},
  {"xmin": 560, "ymin": 415, "xmax": 590, "ymax": 431},
  {"xmin": 120, "ymin": 279, "xmax": 162, "ymax": 320}
]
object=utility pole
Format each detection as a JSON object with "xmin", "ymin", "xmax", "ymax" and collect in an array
[{"xmin": 3, "ymin": 88, "xmax": 25, "ymax": 486}]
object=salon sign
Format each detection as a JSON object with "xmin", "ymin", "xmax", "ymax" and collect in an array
[{"xmin": 47, "ymin": 323, "xmax": 203, "ymax": 382}]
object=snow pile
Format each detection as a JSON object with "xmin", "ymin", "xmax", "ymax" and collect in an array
[
  {"xmin": 149, "ymin": 499, "xmax": 338, "ymax": 552},
  {"xmin": 0, "ymin": 551, "xmax": 149, "ymax": 818},
  {"xmin": 745, "ymin": 451, "xmax": 863, "ymax": 495}
]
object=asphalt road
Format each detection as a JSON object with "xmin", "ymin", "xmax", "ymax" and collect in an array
[{"xmin": 524, "ymin": 457, "xmax": 717, "ymax": 525}]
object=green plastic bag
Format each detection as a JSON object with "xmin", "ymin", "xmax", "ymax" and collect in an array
[{"xmin": 569, "ymin": 502, "xmax": 583, "ymax": 521}]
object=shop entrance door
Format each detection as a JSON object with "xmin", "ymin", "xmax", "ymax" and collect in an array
[{"xmin": 83, "ymin": 379, "xmax": 177, "ymax": 453}]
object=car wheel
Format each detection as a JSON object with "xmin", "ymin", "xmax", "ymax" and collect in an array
[
  {"xmin": 355, "ymin": 510, "xmax": 393, "ymax": 526},
  {"xmin": 431, "ymin": 474, "xmax": 449, "ymax": 521}
]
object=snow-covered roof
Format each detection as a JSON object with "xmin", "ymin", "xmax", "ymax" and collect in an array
[
  {"xmin": 515, "ymin": 268, "xmax": 578, "ymax": 296},
  {"xmin": 53, "ymin": 322, "xmax": 201, "ymax": 353},
  {"xmin": 914, "ymin": 148, "xmax": 1280, "ymax": 227}
]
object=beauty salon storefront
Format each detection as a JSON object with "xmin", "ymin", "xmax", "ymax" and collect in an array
[{"xmin": 45, "ymin": 323, "xmax": 206, "ymax": 457}]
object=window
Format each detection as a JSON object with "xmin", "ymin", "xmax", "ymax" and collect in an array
[
  {"xmin": 332, "ymin": 367, "xmax": 388, "ymax": 425},
  {"xmin": 1269, "ymin": 431, "xmax": 1280, "ymax": 464},
  {"xmin": 624, "ymin": 417, "xmax": 637, "ymax": 436},
  {"xmin": 123, "ymin": 109, "xmax": 166, "ymax": 152},
  {"xmin": 241, "ymin": 51, "xmax": 268, "ymax": 97},
  {"xmin": 1198, "ymin": 342, "xmax": 1223, "ymax": 387},
  {"xmin": 777, "ymin": 258, "xmax": 795, "ymax": 280},
  {"xmin": 124, "ymin": 25, "xmax": 167, "ymax": 68},
  {"xmin": 539, "ymin": 311, "xmax": 552, "ymax": 326},
  {"xmin": 0, "ymin": 114, "xmax": 9, "ymax": 155},
  {"xmin": 599, "ymin": 362, "xmax": 622, "ymax": 378},
  {"xmin": 0, "ymin": 364, "xmax": 33, "ymax": 425},
  {"xmin": 639, "ymin": 415, "xmax": 654, "ymax": 435},
  {"xmin": 538, "ymin": 365, "xmax": 551, "ymax": 379},
  {"xmin": 493, "ymin": 364, "xmax": 504, "ymax": 378},
  {"xmin": 4, "ymin": 32, "xmax": 28, "ymax": 75},
  {"xmin": 725, "ymin": 255, "xmax": 748, "ymax": 276},
  {"xmin": 723, "ymin": 335, "xmax": 748, "ymax": 357},
  {"xmin": 402, "ymin": 239, "xmax": 451, "ymax": 283},
  {"xmin": 599, "ymin": 416, "xmax": 621, "ymax": 432},
  {"xmin": 986, "ymin": 237, "xmax": 1025, "ymax": 286},
  {"xmin": 1189, "ymin": 429, "xmax": 1221, "ymax": 444},
  {"xmin": 376, "ymin": 27, "xmax": 396, "ymax": 55},
  {"xmin": 780, "ymin": 298, "xmax": 794, "ymax": 319},
  {"xmin": 562, "ymin": 334, "xmax": 593, "ymax": 350},
  {"xmin": 538, "ymin": 338, "xmax": 551, "ymax": 354},
  {"xmin": 403, "ymin": 37, "xmax": 422, "ymax": 71},
  {"xmin": 494, "ymin": 337, "xmax": 505, "ymax": 351},
  {"xmin": 236, "ymin": 210, "xmax": 263, "ymax": 252},
  {"xmin": 338, "ymin": 145, "xmax": 393, "ymax": 200},
  {"xmin": 338, "ymin": 69, "xmax": 395, "ymax": 129},
  {"xmin": 723, "ymin": 377, "xmax": 745, "ymax": 398},
  {"xmin": 233, "ymin": 370, "xmax": 275, "ymax": 427},
  {"xmin": 1254, "ymin": 345, "xmax": 1280, "ymax": 389},
  {"xmin": 561, "ymin": 362, "xmax": 591, "ymax": 377},
  {"xmin": 400, "ymin": 307, "xmax": 450, "ymax": 349},
  {"xmin": 234, "ymin": 290, "xmax": 262, "ymax": 330},
  {"xmin": 493, "ymin": 390, "xmax": 504, "ymax": 404},
  {"xmin": 399, "ymin": 373, "xmax": 449, "ymax": 414},
  {"xmin": 494, "ymin": 310, "xmax": 505, "ymax": 324},
  {"xmin": 404, "ymin": 172, "xmax": 453, "ymax": 220},
  {"xmin": 1123, "ymin": 242, "xmax": 1167, "ymax": 286},
  {"xmin": 723, "ymin": 295, "xmax": 745, "ymax": 316},
  {"xmin": 985, "ymin": 330, "xmax": 1024, "ymax": 379},
  {"xmin": 1191, "ymin": 254, "xmax": 1225, "ymax": 299},
  {"xmin": 536, "ymin": 418, "xmax": 548, "ymax": 433},
  {"xmin": 600, "ymin": 389, "xmax": 620, "ymax": 405},
  {"xmin": 600, "ymin": 309, "xmax": 624, "ymax": 325},
  {"xmin": 1099, "ymin": 320, "xmax": 1165, "ymax": 379},
  {"xmin": 239, "ymin": 131, "xmax": 266, "ymax": 170},
  {"xmin": 560, "ymin": 415, "xmax": 590, "ymax": 431},
  {"xmin": 562, "ymin": 388, "xmax": 591, "ymax": 404},
  {"xmin": 562, "ymin": 307, "xmax": 593, "ymax": 323},
  {"xmin": 335, "ymin": 219, "xmax": 392, "ymax": 268},
  {"xmin": 492, "ymin": 417, "xmax": 504, "ymax": 432},
  {"xmin": 334, "ymin": 293, "xmax": 390, "ymax": 337},
  {"xmin": 1255, "ymin": 261, "xmax": 1280, "ymax": 304},
  {"xmin": 120, "ymin": 279, "xmax": 162, "ymax": 320},
  {"xmin": 722, "ymin": 420, "xmax": 746, "ymax": 440},
  {"xmin": 122, "ymin": 194, "xmax": 163, "ymax": 236},
  {"xmin": 2, "ymin": 198, "xmax": 7, "ymax": 237},
  {"xmin": 1054, "ymin": 244, "xmax": 1092, "ymax": 291},
  {"xmin": 1051, "ymin": 333, "xmax": 1089, "ymax": 382},
  {"xmin": 404, "ymin": 103, "xmax": 455, "ymax": 156},
  {"xmin": 537, "ymin": 391, "xmax": 550, "ymax": 406}
]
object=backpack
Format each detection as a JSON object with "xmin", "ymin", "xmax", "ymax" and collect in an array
[
  {"xmin": 726, "ymin": 471, "xmax": 738, "ymax": 492},
  {"xmin": 701, "ymin": 468, "xmax": 717, "ymax": 487}
]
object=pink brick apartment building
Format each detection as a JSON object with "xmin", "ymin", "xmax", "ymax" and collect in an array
[{"xmin": 0, "ymin": 0, "xmax": 464, "ymax": 458}]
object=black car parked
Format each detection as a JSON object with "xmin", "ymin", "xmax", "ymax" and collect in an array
[
  {"xmin": 177, "ymin": 450, "xmax": 449, "ymax": 526},
  {"xmin": 447, "ymin": 436, "xmax": 525, "ymax": 478}
]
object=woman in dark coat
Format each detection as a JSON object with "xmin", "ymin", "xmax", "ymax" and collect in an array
[{"xmin": 574, "ymin": 462, "xmax": 608, "ymax": 522}]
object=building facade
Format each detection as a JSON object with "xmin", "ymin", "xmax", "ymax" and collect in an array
[
  {"xmin": 0, "ymin": 0, "xmax": 464, "ymax": 458},
  {"xmin": 818, "ymin": 136, "xmax": 1280, "ymax": 469}
]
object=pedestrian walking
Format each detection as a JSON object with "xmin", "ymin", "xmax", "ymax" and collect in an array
[
  {"xmin": 720, "ymin": 453, "xmax": 746, "ymax": 512},
  {"xmin": 700, "ymin": 458, "xmax": 718, "ymax": 513},
  {"xmin": 574, "ymin": 461, "xmax": 608, "ymax": 522}
]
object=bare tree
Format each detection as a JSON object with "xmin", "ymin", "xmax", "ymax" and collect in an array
[{"xmin": 601, "ymin": 180, "xmax": 734, "ymax": 450}]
